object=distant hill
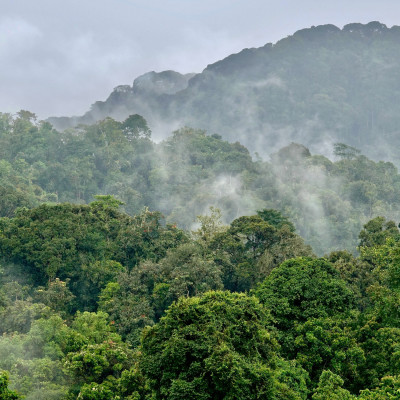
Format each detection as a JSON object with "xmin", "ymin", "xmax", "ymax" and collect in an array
[
  {"xmin": 48, "ymin": 21, "xmax": 400, "ymax": 163},
  {"xmin": 48, "ymin": 70, "xmax": 196, "ymax": 131}
]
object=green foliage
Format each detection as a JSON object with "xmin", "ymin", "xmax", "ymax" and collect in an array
[
  {"xmin": 312, "ymin": 370, "xmax": 355, "ymax": 400},
  {"xmin": 358, "ymin": 375, "xmax": 400, "ymax": 399},
  {"xmin": 91, "ymin": 195, "xmax": 124, "ymax": 209},
  {"xmin": 122, "ymin": 114, "xmax": 151, "ymax": 141},
  {"xmin": 99, "ymin": 243, "xmax": 223, "ymax": 346},
  {"xmin": 0, "ymin": 311, "xmax": 131, "ymax": 399},
  {"xmin": 76, "ymin": 381, "xmax": 118, "ymax": 400},
  {"xmin": 256, "ymin": 209, "xmax": 295, "ymax": 232},
  {"xmin": 293, "ymin": 316, "xmax": 365, "ymax": 392},
  {"xmin": 273, "ymin": 359, "xmax": 309, "ymax": 400},
  {"xmin": 0, "ymin": 208, "xmax": 399, "ymax": 398},
  {"xmin": 2, "ymin": 108, "xmax": 400, "ymax": 399},
  {"xmin": 0, "ymin": 203, "xmax": 187, "ymax": 310},
  {"xmin": 68, "ymin": 311, "xmax": 122, "ymax": 349},
  {"xmin": 192, "ymin": 207, "xmax": 227, "ymax": 245},
  {"xmin": 0, "ymin": 315, "xmax": 70, "ymax": 398},
  {"xmin": 328, "ymin": 251, "xmax": 374, "ymax": 311},
  {"xmin": 356, "ymin": 319, "xmax": 400, "ymax": 389},
  {"xmin": 271, "ymin": 143, "xmax": 311, "ymax": 165},
  {"xmin": 0, "ymin": 295, "xmax": 52, "ymax": 335},
  {"xmin": 253, "ymin": 257, "xmax": 355, "ymax": 356},
  {"xmin": 254, "ymin": 257, "xmax": 355, "ymax": 329},
  {"xmin": 0, "ymin": 184, "xmax": 32, "ymax": 218},
  {"xmin": 2, "ymin": 110, "xmax": 400, "ymax": 254},
  {"xmin": 359, "ymin": 217, "xmax": 400, "ymax": 248},
  {"xmin": 0, "ymin": 371, "xmax": 22, "ymax": 399},
  {"xmin": 210, "ymin": 215, "xmax": 312, "ymax": 291},
  {"xmin": 65, "ymin": 340, "xmax": 133, "ymax": 385},
  {"xmin": 116, "ymin": 364, "xmax": 151, "ymax": 400},
  {"xmin": 334, "ymin": 143, "xmax": 361, "ymax": 160},
  {"xmin": 140, "ymin": 291, "xmax": 278, "ymax": 400},
  {"xmin": 360, "ymin": 236, "xmax": 400, "ymax": 327},
  {"xmin": 34, "ymin": 278, "xmax": 75, "ymax": 317}
]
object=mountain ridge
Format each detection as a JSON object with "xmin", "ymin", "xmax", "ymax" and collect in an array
[{"xmin": 48, "ymin": 21, "xmax": 400, "ymax": 163}]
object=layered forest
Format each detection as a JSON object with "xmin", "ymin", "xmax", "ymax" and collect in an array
[
  {"xmin": 1, "ymin": 110, "xmax": 400, "ymax": 398},
  {"xmin": 3, "ymin": 111, "xmax": 400, "ymax": 254},
  {"xmin": 49, "ymin": 22, "xmax": 400, "ymax": 164}
]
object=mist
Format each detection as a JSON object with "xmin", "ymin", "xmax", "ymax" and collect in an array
[{"xmin": 3, "ymin": 0, "xmax": 400, "ymax": 118}]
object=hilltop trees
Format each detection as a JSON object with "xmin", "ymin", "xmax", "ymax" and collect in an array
[
  {"xmin": 3, "ymin": 111, "xmax": 400, "ymax": 253},
  {"xmin": 209, "ymin": 213, "xmax": 313, "ymax": 292}
]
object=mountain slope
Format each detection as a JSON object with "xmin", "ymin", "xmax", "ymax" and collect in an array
[{"xmin": 49, "ymin": 21, "xmax": 400, "ymax": 163}]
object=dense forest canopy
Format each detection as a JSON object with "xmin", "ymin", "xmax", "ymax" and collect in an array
[
  {"xmin": 1, "ymin": 109, "xmax": 400, "ymax": 398},
  {"xmin": 2, "ymin": 111, "xmax": 400, "ymax": 255},
  {"xmin": 3, "ymin": 20, "xmax": 400, "ymax": 400},
  {"xmin": 1, "ymin": 190, "xmax": 400, "ymax": 398}
]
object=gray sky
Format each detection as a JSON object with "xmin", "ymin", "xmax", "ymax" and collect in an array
[{"xmin": 2, "ymin": 0, "xmax": 400, "ymax": 119}]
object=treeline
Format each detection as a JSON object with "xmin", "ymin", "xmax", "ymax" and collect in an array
[
  {"xmin": 1, "ymin": 198, "xmax": 400, "ymax": 398},
  {"xmin": 2, "ymin": 111, "xmax": 400, "ymax": 254}
]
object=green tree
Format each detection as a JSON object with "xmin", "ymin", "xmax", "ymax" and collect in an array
[
  {"xmin": 293, "ymin": 316, "xmax": 365, "ymax": 392},
  {"xmin": 0, "ymin": 371, "xmax": 22, "ymax": 399},
  {"xmin": 358, "ymin": 375, "xmax": 400, "ymax": 399},
  {"xmin": 91, "ymin": 195, "xmax": 124, "ymax": 209},
  {"xmin": 0, "ymin": 203, "xmax": 187, "ymax": 310},
  {"xmin": 257, "ymin": 209, "xmax": 295, "ymax": 232},
  {"xmin": 122, "ymin": 114, "xmax": 152, "ymax": 141},
  {"xmin": 333, "ymin": 143, "xmax": 361, "ymax": 160},
  {"xmin": 312, "ymin": 370, "xmax": 355, "ymax": 400},
  {"xmin": 210, "ymin": 214, "xmax": 311, "ymax": 292},
  {"xmin": 34, "ymin": 278, "xmax": 75, "ymax": 317},
  {"xmin": 328, "ymin": 251, "xmax": 374, "ymax": 311},
  {"xmin": 99, "ymin": 243, "xmax": 222, "ymax": 346},
  {"xmin": 360, "ymin": 237, "xmax": 400, "ymax": 327},
  {"xmin": 253, "ymin": 258, "xmax": 355, "ymax": 355},
  {"xmin": 192, "ymin": 207, "xmax": 227, "ymax": 246},
  {"xmin": 359, "ymin": 217, "xmax": 400, "ymax": 248},
  {"xmin": 356, "ymin": 319, "xmax": 400, "ymax": 389},
  {"xmin": 140, "ymin": 291, "xmax": 278, "ymax": 400}
]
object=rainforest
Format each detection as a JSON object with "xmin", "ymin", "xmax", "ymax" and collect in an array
[
  {"xmin": 3, "ymin": 8, "xmax": 400, "ymax": 398},
  {"xmin": 1, "ymin": 110, "xmax": 400, "ymax": 399}
]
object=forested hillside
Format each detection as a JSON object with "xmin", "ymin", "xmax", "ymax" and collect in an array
[
  {"xmin": 4, "ymin": 7, "xmax": 400, "ymax": 400},
  {"xmin": 4, "ymin": 23, "xmax": 400, "ymax": 396},
  {"xmin": 1, "ymin": 177, "xmax": 400, "ymax": 398},
  {"xmin": 2, "ymin": 111, "xmax": 400, "ymax": 398},
  {"xmin": 49, "ymin": 21, "xmax": 400, "ymax": 164},
  {"xmin": 2, "ymin": 111, "xmax": 400, "ymax": 254}
]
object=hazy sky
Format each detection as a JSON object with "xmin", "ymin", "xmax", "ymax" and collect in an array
[{"xmin": 2, "ymin": 0, "xmax": 400, "ymax": 119}]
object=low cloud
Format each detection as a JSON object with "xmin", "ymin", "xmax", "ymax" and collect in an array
[{"xmin": 2, "ymin": 1, "xmax": 400, "ymax": 119}]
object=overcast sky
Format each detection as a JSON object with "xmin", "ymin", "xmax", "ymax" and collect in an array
[{"xmin": 2, "ymin": 0, "xmax": 400, "ymax": 119}]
